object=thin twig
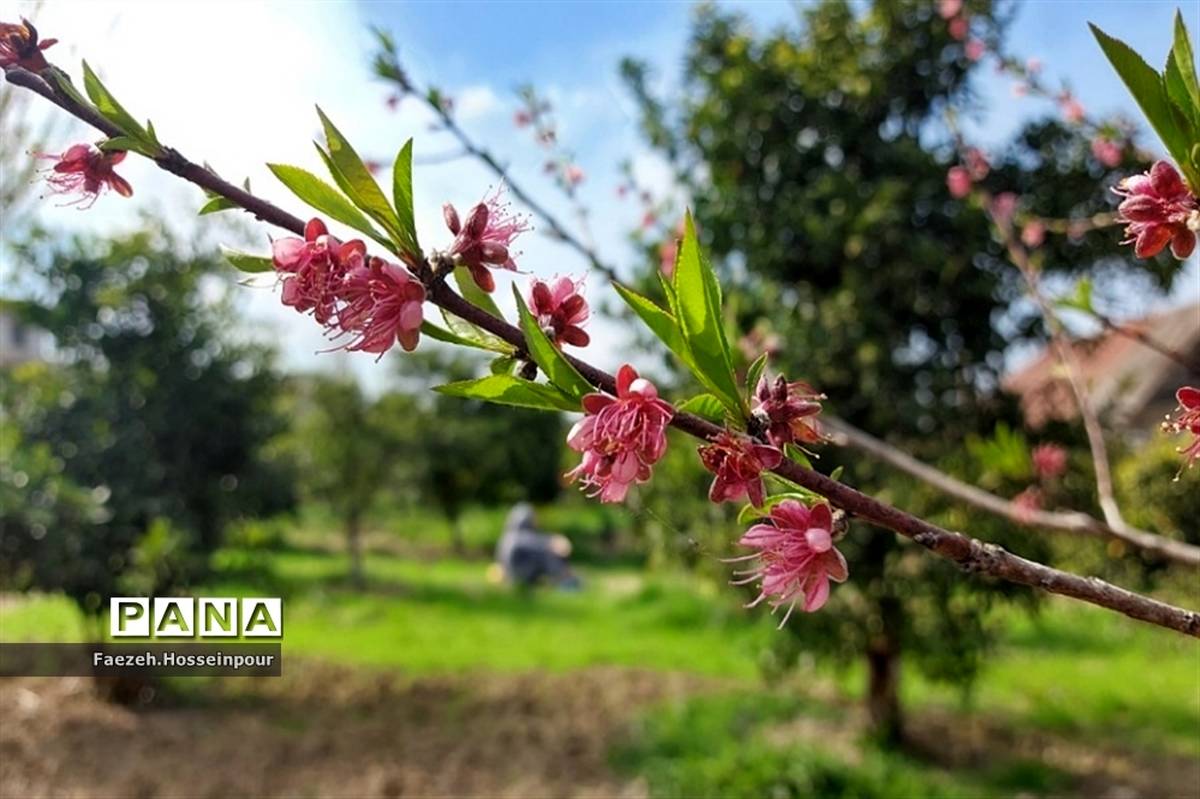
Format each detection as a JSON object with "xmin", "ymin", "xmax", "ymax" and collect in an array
[
  {"xmin": 9, "ymin": 64, "xmax": 1200, "ymax": 638},
  {"xmin": 381, "ymin": 74, "xmax": 620, "ymax": 281},
  {"xmin": 820, "ymin": 415, "xmax": 1200, "ymax": 566},
  {"xmin": 1092, "ymin": 311, "xmax": 1200, "ymax": 377}
]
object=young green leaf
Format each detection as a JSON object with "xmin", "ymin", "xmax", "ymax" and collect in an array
[
  {"xmin": 677, "ymin": 393, "xmax": 728, "ymax": 424},
  {"xmin": 97, "ymin": 136, "xmax": 159, "ymax": 159},
  {"xmin": 220, "ymin": 246, "xmax": 274, "ymax": 274},
  {"xmin": 434, "ymin": 375, "xmax": 579, "ymax": 412},
  {"xmin": 315, "ymin": 107, "xmax": 415, "ymax": 255},
  {"xmin": 391, "ymin": 139, "xmax": 420, "ymax": 254},
  {"xmin": 454, "ymin": 266, "xmax": 505, "ymax": 320},
  {"xmin": 437, "ymin": 309, "xmax": 514, "ymax": 354},
  {"xmin": 1171, "ymin": 11, "xmax": 1200, "ymax": 120},
  {"xmin": 735, "ymin": 492, "xmax": 822, "ymax": 526},
  {"xmin": 198, "ymin": 196, "xmax": 238, "ymax": 215},
  {"xmin": 266, "ymin": 163, "xmax": 390, "ymax": 247},
  {"xmin": 745, "ymin": 353, "xmax": 769, "ymax": 401},
  {"xmin": 613, "ymin": 282, "xmax": 687, "ymax": 359},
  {"xmin": 513, "ymin": 286, "xmax": 594, "ymax": 400},
  {"xmin": 1164, "ymin": 55, "xmax": 1200, "ymax": 138},
  {"xmin": 490, "ymin": 356, "xmax": 518, "ymax": 375},
  {"xmin": 418, "ymin": 320, "xmax": 504, "ymax": 353},
  {"xmin": 673, "ymin": 213, "xmax": 745, "ymax": 415},
  {"xmin": 81, "ymin": 61, "xmax": 149, "ymax": 141},
  {"xmin": 1090, "ymin": 24, "xmax": 1196, "ymax": 184}
]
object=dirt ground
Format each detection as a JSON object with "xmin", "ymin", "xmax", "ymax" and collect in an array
[
  {"xmin": 2, "ymin": 663, "xmax": 1197, "ymax": 799},
  {"xmin": 0, "ymin": 663, "xmax": 711, "ymax": 799}
]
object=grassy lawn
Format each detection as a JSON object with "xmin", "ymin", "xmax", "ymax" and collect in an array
[{"xmin": 2, "ymin": 522, "xmax": 1197, "ymax": 798}]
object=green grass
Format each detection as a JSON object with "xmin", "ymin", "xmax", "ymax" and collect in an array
[{"xmin": 3, "ymin": 525, "xmax": 1197, "ymax": 796}]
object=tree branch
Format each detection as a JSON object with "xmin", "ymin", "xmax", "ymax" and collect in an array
[
  {"xmin": 10, "ymin": 64, "xmax": 1200, "ymax": 639},
  {"xmin": 820, "ymin": 415, "xmax": 1200, "ymax": 566}
]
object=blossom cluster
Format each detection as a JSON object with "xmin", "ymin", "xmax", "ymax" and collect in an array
[
  {"xmin": 1114, "ymin": 161, "xmax": 1198, "ymax": 261},
  {"xmin": 272, "ymin": 218, "xmax": 425, "ymax": 356}
]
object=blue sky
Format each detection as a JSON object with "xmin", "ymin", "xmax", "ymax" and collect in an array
[{"xmin": 2, "ymin": 0, "xmax": 1195, "ymax": 388}]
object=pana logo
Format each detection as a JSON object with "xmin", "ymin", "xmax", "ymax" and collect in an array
[{"xmin": 110, "ymin": 597, "xmax": 283, "ymax": 638}]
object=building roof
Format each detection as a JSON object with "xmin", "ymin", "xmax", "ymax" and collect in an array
[{"xmin": 1004, "ymin": 303, "xmax": 1200, "ymax": 429}]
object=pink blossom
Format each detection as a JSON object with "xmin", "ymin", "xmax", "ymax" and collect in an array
[
  {"xmin": 990, "ymin": 192, "xmax": 1019, "ymax": 227},
  {"xmin": 38, "ymin": 144, "xmax": 132, "ymax": 207},
  {"xmin": 1012, "ymin": 82, "xmax": 1029, "ymax": 98},
  {"xmin": 1021, "ymin": 220, "xmax": 1046, "ymax": 248},
  {"xmin": 946, "ymin": 166, "xmax": 972, "ymax": 199},
  {"xmin": 1012, "ymin": 486, "xmax": 1043, "ymax": 524},
  {"xmin": 1091, "ymin": 136, "xmax": 1122, "ymax": 168},
  {"xmin": 1113, "ymin": 160, "xmax": 1198, "ymax": 260},
  {"xmin": 528, "ymin": 275, "xmax": 590, "ymax": 347},
  {"xmin": 566, "ymin": 365, "xmax": 674, "ymax": 503},
  {"xmin": 658, "ymin": 239, "xmax": 677, "ymax": 277},
  {"xmin": 730, "ymin": 501, "xmax": 848, "ymax": 621},
  {"xmin": 699, "ymin": 431, "xmax": 783, "ymax": 508},
  {"xmin": 564, "ymin": 164, "xmax": 585, "ymax": 187},
  {"xmin": 444, "ymin": 185, "xmax": 531, "ymax": 292},
  {"xmin": 271, "ymin": 218, "xmax": 365, "ymax": 325},
  {"xmin": 1059, "ymin": 95, "xmax": 1085, "ymax": 123},
  {"xmin": 1163, "ymin": 386, "xmax": 1200, "ymax": 471},
  {"xmin": 1026, "ymin": 57, "xmax": 1043, "ymax": 74},
  {"xmin": 338, "ymin": 257, "xmax": 425, "ymax": 355},
  {"xmin": 1031, "ymin": 443, "xmax": 1067, "ymax": 480},
  {"xmin": 938, "ymin": 0, "xmax": 963, "ymax": 20},
  {"xmin": 948, "ymin": 16, "xmax": 969, "ymax": 41},
  {"xmin": 385, "ymin": 94, "xmax": 401, "ymax": 112},
  {"xmin": 0, "ymin": 19, "xmax": 56, "ymax": 70},
  {"xmin": 514, "ymin": 110, "xmax": 532, "ymax": 127},
  {"xmin": 965, "ymin": 147, "xmax": 990, "ymax": 180},
  {"xmin": 641, "ymin": 210, "xmax": 658, "ymax": 229},
  {"xmin": 965, "ymin": 38, "xmax": 986, "ymax": 62},
  {"xmin": 753, "ymin": 375, "xmax": 825, "ymax": 449}
]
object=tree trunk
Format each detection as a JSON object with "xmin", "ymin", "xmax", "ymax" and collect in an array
[
  {"xmin": 866, "ymin": 598, "xmax": 904, "ymax": 746},
  {"xmin": 449, "ymin": 513, "xmax": 466, "ymax": 555},
  {"xmin": 346, "ymin": 513, "xmax": 365, "ymax": 589}
]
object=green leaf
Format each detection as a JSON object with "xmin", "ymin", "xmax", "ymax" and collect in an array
[
  {"xmin": 1171, "ymin": 11, "xmax": 1200, "ymax": 121},
  {"xmin": 677, "ymin": 393, "xmax": 728, "ymax": 424},
  {"xmin": 745, "ymin": 353, "xmax": 769, "ymax": 400},
  {"xmin": 735, "ymin": 493, "xmax": 822, "ymax": 526},
  {"xmin": 220, "ymin": 245, "xmax": 274, "ymax": 274},
  {"xmin": 47, "ymin": 67, "xmax": 90, "ymax": 110},
  {"xmin": 454, "ymin": 266, "xmax": 505, "ymax": 320},
  {"xmin": 673, "ymin": 213, "xmax": 745, "ymax": 415},
  {"xmin": 97, "ymin": 136, "xmax": 159, "ymax": 159},
  {"xmin": 829, "ymin": 465, "xmax": 844, "ymax": 482},
  {"xmin": 490, "ymin": 356, "xmax": 518, "ymax": 375},
  {"xmin": 434, "ymin": 375, "xmax": 578, "ymax": 412},
  {"xmin": 81, "ymin": 61, "xmax": 149, "ymax": 141},
  {"xmin": 1090, "ymin": 24, "xmax": 1195, "ymax": 184},
  {"xmin": 266, "ymin": 163, "xmax": 390, "ymax": 247},
  {"xmin": 613, "ymin": 282, "xmax": 687, "ymax": 359},
  {"xmin": 1057, "ymin": 278, "xmax": 1095, "ymax": 314},
  {"xmin": 198, "ymin": 196, "xmax": 238, "ymax": 215},
  {"xmin": 391, "ymin": 139, "xmax": 420, "ymax": 256},
  {"xmin": 513, "ymin": 286, "xmax": 594, "ymax": 400},
  {"xmin": 784, "ymin": 443, "xmax": 814, "ymax": 469},
  {"xmin": 436, "ymin": 309, "xmax": 514, "ymax": 354},
  {"xmin": 418, "ymin": 320, "xmax": 502, "ymax": 353},
  {"xmin": 315, "ymin": 107, "xmax": 415, "ymax": 255}
]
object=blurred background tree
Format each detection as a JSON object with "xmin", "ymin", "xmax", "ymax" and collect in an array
[
  {"xmin": 619, "ymin": 0, "xmax": 1192, "ymax": 743},
  {"xmin": 0, "ymin": 224, "xmax": 295, "ymax": 623}
]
